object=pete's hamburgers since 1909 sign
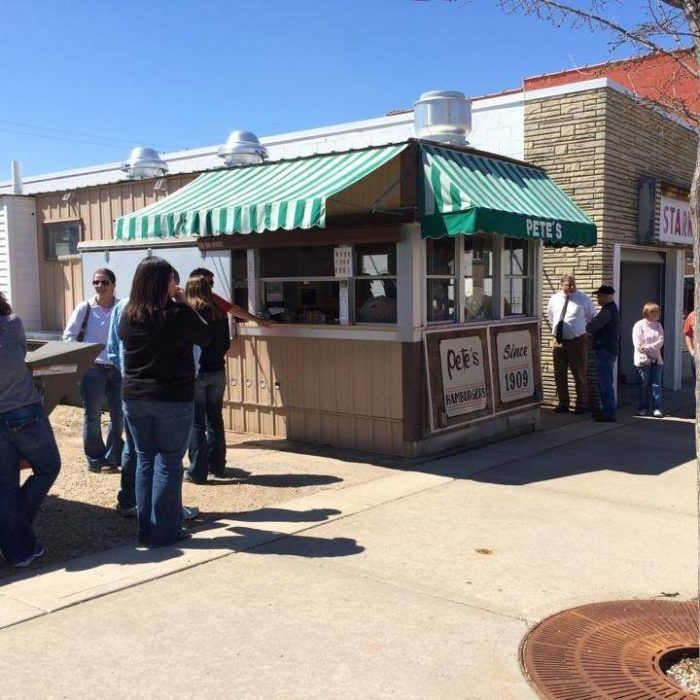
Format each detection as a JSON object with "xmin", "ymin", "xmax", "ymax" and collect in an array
[
  {"xmin": 439, "ymin": 336, "xmax": 488, "ymax": 417},
  {"xmin": 496, "ymin": 329, "xmax": 534, "ymax": 403}
]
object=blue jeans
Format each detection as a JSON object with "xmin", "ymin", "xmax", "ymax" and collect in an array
[
  {"xmin": 188, "ymin": 370, "xmax": 227, "ymax": 480},
  {"xmin": 0, "ymin": 403, "xmax": 60, "ymax": 564},
  {"xmin": 79, "ymin": 364, "xmax": 124, "ymax": 469},
  {"xmin": 636, "ymin": 363, "xmax": 663, "ymax": 412},
  {"xmin": 117, "ymin": 414, "xmax": 137, "ymax": 510},
  {"xmin": 595, "ymin": 348, "xmax": 617, "ymax": 418},
  {"xmin": 123, "ymin": 399, "xmax": 193, "ymax": 547}
]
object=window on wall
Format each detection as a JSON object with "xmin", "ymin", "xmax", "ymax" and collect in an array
[
  {"xmin": 426, "ymin": 234, "xmax": 536, "ymax": 324},
  {"xmin": 43, "ymin": 221, "xmax": 81, "ymax": 260},
  {"xmin": 354, "ymin": 243, "xmax": 397, "ymax": 324},
  {"xmin": 464, "ymin": 234, "xmax": 494, "ymax": 321},
  {"xmin": 503, "ymin": 238, "xmax": 534, "ymax": 317},
  {"xmin": 259, "ymin": 243, "xmax": 397, "ymax": 325},
  {"xmin": 426, "ymin": 237, "xmax": 456, "ymax": 322}
]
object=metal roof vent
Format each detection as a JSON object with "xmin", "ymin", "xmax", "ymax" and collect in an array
[
  {"xmin": 413, "ymin": 90, "xmax": 472, "ymax": 146},
  {"xmin": 218, "ymin": 130, "xmax": 268, "ymax": 167},
  {"xmin": 121, "ymin": 147, "xmax": 169, "ymax": 180}
]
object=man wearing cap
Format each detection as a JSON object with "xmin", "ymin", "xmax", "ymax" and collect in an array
[
  {"xmin": 586, "ymin": 285, "xmax": 620, "ymax": 422},
  {"xmin": 547, "ymin": 275, "xmax": 596, "ymax": 414}
]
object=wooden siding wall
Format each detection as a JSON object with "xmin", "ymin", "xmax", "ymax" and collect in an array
[
  {"xmin": 41, "ymin": 259, "xmax": 84, "ymax": 332},
  {"xmin": 36, "ymin": 173, "xmax": 196, "ymax": 330},
  {"xmin": 326, "ymin": 156, "xmax": 401, "ymax": 216},
  {"xmin": 224, "ymin": 336, "xmax": 405, "ymax": 455}
]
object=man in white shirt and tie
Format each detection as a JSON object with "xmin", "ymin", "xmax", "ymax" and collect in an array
[{"xmin": 546, "ymin": 274, "xmax": 596, "ymax": 413}]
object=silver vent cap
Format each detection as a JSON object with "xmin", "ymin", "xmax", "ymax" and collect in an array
[
  {"xmin": 413, "ymin": 90, "xmax": 472, "ymax": 145},
  {"xmin": 217, "ymin": 129, "xmax": 268, "ymax": 167},
  {"xmin": 121, "ymin": 147, "xmax": 169, "ymax": 179}
]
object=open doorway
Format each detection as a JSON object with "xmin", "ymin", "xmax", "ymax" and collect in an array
[{"xmin": 619, "ymin": 251, "xmax": 665, "ymax": 384}]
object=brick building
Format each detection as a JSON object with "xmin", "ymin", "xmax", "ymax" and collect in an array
[{"xmin": 524, "ymin": 56, "xmax": 696, "ymax": 403}]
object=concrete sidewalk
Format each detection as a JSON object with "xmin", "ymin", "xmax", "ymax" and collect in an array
[{"xmin": 0, "ymin": 392, "xmax": 696, "ymax": 699}]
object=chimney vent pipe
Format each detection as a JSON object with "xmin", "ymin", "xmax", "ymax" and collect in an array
[{"xmin": 10, "ymin": 161, "xmax": 22, "ymax": 195}]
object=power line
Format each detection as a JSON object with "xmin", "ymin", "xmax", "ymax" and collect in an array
[
  {"xmin": 0, "ymin": 126, "xmax": 135, "ymax": 150},
  {"xmin": 0, "ymin": 118, "xmax": 183, "ymax": 151}
]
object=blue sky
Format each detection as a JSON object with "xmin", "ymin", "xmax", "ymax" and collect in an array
[{"xmin": 0, "ymin": 0, "xmax": 652, "ymax": 176}]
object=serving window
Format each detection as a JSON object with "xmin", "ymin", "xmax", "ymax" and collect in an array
[
  {"xmin": 425, "ymin": 234, "xmax": 536, "ymax": 324},
  {"xmin": 259, "ymin": 243, "xmax": 397, "ymax": 325}
]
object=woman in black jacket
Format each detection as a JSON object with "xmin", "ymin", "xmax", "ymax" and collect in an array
[
  {"xmin": 185, "ymin": 274, "xmax": 231, "ymax": 484},
  {"xmin": 119, "ymin": 257, "xmax": 211, "ymax": 547}
]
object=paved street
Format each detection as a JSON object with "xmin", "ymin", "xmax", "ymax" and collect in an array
[{"xmin": 0, "ymin": 390, "xmax": 696, "ymax": 699}]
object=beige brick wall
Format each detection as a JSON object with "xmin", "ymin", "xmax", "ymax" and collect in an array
[{"xmin": 525, "ymin": 87, "xmax": 695, "ymax": 405}]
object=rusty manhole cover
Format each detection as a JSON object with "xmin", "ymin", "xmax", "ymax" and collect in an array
[{"xmin": 521, "ymin": 600, "xmax": 700, "ymax": 699}]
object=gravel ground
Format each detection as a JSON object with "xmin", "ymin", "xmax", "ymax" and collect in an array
[
  {"xmin": 667, "ymin": 657, "xmax": 700, "ymax": 694},
  {"xmin": 0, "ymin": 406, "xmax": 398, "ymax": 578}
]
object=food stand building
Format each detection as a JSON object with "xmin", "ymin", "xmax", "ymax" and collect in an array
[{"xmin": 101, "ymin": 136, "xmax": 595, "ymax": 456}]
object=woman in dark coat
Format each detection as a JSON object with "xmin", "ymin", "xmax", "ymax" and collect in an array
[{"xmin": 119, "ymin": 257, "xmax": 211, "ymax": 547}]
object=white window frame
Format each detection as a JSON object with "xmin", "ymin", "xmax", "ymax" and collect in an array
[
  {"xmin": 423, "ymin": 234, "xmax": 537, "ymax": 326},
  {"xmin": 502, "ymin": 237, "xmax": 536, "ymax": 318},
  {"xmin": 251, "ymin": 243, "xmax": 399, "ymax": 326}
]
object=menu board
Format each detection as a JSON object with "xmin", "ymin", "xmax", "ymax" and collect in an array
[{"xmin": 334, "ymin": 246, "xmax": 353, "ymax": 277}]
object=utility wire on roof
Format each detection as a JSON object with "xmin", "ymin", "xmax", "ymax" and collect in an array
[{"xmin": 0, "ymin": 118, "xmax": 182, "ymax": 151}]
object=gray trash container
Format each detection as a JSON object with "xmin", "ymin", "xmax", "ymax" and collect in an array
[{"xmin": 26, "ymin": 341, "xmax": 104, "ymax": 415}]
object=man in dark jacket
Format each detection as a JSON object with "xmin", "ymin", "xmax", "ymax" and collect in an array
[{"xmin": 586, "ymin": 285, "xmax": 620, "ymax": 422}]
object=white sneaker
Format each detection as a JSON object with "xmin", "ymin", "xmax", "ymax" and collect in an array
[
  {"xmin": 652, "ymin": 409, "xmax": 663, "ymax": 418},
  {"xmin": 182, "ymin": 506, "xmax": 200, "ymax": 521},
  {"xmin": 637, "ymin": 410, "xmax": 648, "ymax": 417}
]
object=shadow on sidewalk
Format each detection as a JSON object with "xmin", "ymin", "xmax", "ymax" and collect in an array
[
  {"xmin": 55, "ymin": 522, "xmax": 364, "ymax": 574},
  {"xmin": 202, "ymin": 473, "xmax": 344, "ymax": 488},
  {"xmin": 468, "ymin": 413, "xmax": 695, "ymax": 486},
  {"xmin": 206, "ymin": 507, "xmax": 342, "ymax": 523},
  {"xmin": 187, "ymin": 526, "xmax": 364, "ymax": 558}
]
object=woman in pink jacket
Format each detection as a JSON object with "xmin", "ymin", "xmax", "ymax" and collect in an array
[{"xmin": 632, "ymin": 302, "xmax": 664, "ymax": 417}]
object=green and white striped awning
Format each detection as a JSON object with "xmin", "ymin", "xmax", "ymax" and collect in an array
[
  {"xmin": 115, "ymin": 144, "xmax": 406, "ymax": 240},
  {"xmin": 420, "ymin": 144, "xmax": 597, "ymax": 247}
]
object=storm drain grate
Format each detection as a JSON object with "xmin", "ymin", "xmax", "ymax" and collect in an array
[{"xmin": 521, "ymin": 600, "xmax": 699, "ymax": 699}]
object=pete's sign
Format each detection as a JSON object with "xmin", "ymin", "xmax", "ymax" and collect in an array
[
  {"xmin": 659, "ymin": 196, "xmax": 692, "ymax": 245},
  {"xmin": 439, "ymin": 336, "xmax": 487, "ymax": 417},
  {"xmin": 525, "ymin": 218, "xmax": 563, "ymax": 241}
]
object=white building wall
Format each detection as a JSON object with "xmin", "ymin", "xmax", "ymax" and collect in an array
[
  {"xmin": 471, "ymin": 94, "xmax": 525, "ymax": 161},
  {"xmin": 2, "ymin": 196, "xmax": 41, "ymax": 330},
  {"xmin": 80, "ymin": 243, "xmax": 232, "ymax": 307},
  {"xmin": 0, "ymin": 201, "xmax": 9, "ymax": 300},
  {"xmin": 0, "ymin": 92, "xmax": 526, "ymax": 196}
]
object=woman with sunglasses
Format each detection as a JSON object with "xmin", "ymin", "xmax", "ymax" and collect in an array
[{"xmin": 63, "ymin": 268, "xmax": 124, "ymax": 473}]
